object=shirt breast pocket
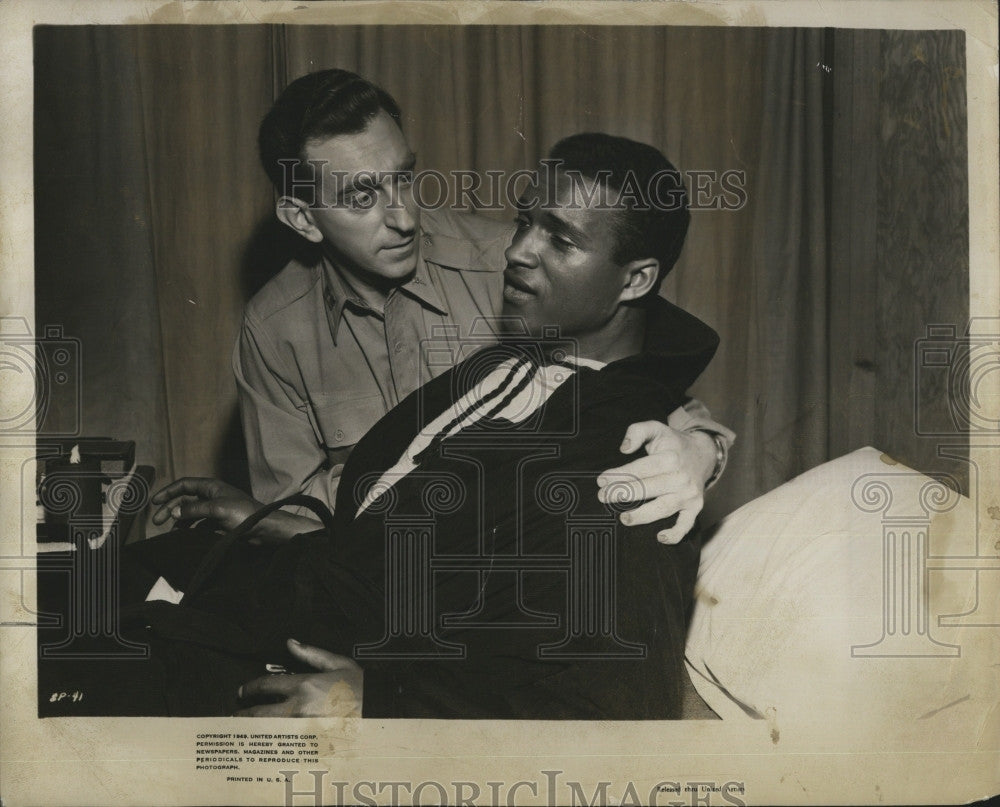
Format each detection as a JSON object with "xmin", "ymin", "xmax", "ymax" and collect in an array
[{"xmin": 311, "ymin": 393, "xmax": 386, "ymax": 456}]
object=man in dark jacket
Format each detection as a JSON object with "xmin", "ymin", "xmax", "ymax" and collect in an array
[{"xmin": 233, "ymin": 132, "xmax": 717, "ymax": 719}]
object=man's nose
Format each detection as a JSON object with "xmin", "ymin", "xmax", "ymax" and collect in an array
[
  {"xmin": 504, "ymin": 228, "xmax": 539, "ymax": 269},
  {"xmin": 385, "ymin": 186, "xmax": 417, "ymax": 234}
]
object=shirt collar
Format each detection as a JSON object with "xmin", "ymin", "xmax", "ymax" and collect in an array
[
  {"xmin": 321, "ymin": 247, "xmax": 449, "ymax": 345},
  {"xmin": 560, "ymin": 355, "xmax": 607, "ymax": 371},
  {"xmin": 320, "ymin": 257, "xmax": 360, "ymax": 345},
  {"xmin": 397, "ymin": 255, "xmax": 449, "ymax": 316}
]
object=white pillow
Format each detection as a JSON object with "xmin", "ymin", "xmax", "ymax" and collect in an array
[{"xmin": 685, "ymin": 447, "xmax": 997, "ymax": 739}]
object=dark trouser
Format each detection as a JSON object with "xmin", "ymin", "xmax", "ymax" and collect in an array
[{"xmin": 36, "ymin": 529, "xmax": 296, "ymax": 717}]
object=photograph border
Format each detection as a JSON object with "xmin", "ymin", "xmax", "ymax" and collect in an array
[{"xmin": 1, "ymin": 2, "xmax": 997, "ymax": 805}]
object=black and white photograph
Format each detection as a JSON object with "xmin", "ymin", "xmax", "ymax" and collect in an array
[{"xmin": 1, "ymin": 1, "xmax": 997, "ymax": 805}]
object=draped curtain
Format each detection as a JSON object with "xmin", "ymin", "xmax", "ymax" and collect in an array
[{"xmin": 34, "ymin": 25, "xmax": 968, "ymax": 523}]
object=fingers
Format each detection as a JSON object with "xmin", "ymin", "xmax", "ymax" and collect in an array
[
  {"xmin": 620, "ymin": 492, "xmax": 683, "ymax": 526},
  {"xmin": 619, "ymin": 420, "xmax": 685, "ymax": 456},
  {"xmin": 236, "ymin": 668, "xmax": 363, "ymax": 718},
  {"xmin": 287, "ymin": 638, "xmax": 357, "ymax": 673},
  {"xmin": 150, "ymin": 503, "xmax": 173, "ymax": 526},
  {"xmin": 151, "ymin": 478, "xmax": 222, "ymax": 524},
  {"xmin": 150, "ymin": 479, "xmax": 258, "ymax": 530},
  {"xmin": 151, "ymin": 494, "xmax": 200, "ymax": 526},
  {"xmin": 150, "ymin": 477, "xmax": 219, "ymax": 505},
  {"xmin": 597, "ymin": 455, "xmax": 682, "ymax": 493},
  {"xmin": 620, "ymin": 487, "xmax": 703, "ymax": 528},
  {"xmin": 657, "ymin": 507, "xmax": 698, "ymax": 545},
  {"xmin": 617, "ymin": 420, "xmax": 667, "ymax": 455},
  {"xmin": 151, "ymin": 495, "xmax": 221, "ymax": 526},
  {"xmin": 239, "ymin": 673, "xmax": 300, "ymax": 701},
  {"xmin": 176, "ymin": 499, "xmax": 228, "ymax": 523},
  {"xmin": 600, "ymin": 454, "xmax": 675, "ymax": 483},
  {"xmin": 598, "ymin": 470, "xmax": 690, "ymax": 506}
]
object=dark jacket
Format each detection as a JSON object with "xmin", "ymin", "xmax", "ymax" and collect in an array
[{"xmin": 302, "ymin": 296, "xmax": 720, "ymax": 718}]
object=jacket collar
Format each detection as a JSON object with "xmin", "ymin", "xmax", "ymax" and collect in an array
[
  {"xmin": 612, "ymin": 295, "xmax": 719, "ymax": 392},
  {"xmin": 476, "ymin": 296, "xmax": 717, "ymax": 397}
]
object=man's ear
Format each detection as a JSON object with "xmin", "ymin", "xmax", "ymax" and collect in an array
[
  {"xmin": 275, "ymin": 196, "xmax": 324, "ymax": 244},
  {"xmin": 620, "ymin": 258, "xmax": 660, "ymax": 302}
]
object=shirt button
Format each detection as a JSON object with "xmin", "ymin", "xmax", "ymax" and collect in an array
[
  {"xmin": 334, "ymin": 429, "xmax": 345, "ymax": 442},
  {"xmin": 394, "ymin": 341, "xmax": 404, "ymax": 354},
  {"xmin": 422, "ymin": 234, "xmax": 432, "ymax": 245}
]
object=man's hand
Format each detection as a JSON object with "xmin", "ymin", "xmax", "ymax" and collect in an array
[
  {"xmin": 596, "ymin": 421, "xmax": 717, "ymax": 544},
  {"xmin": 151, "ymin": 477, "xmax": 261, "ymax": 532},
  {"xmin": 150, "ymin": 478, "xmax": 324, "ymax": 542},
  {"xmin": 234, "ymin": 639, "xmax": 363, "ymax": 717}
]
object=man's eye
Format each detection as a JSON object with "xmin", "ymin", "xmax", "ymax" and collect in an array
[
  {"xmin": 514, "ymin": 215, "xmax": 530, "ymax": 229},
  {"xmin": 350, "ymin": 187, "xmax": 379, "ymax": 209},
  {"xmin": 396, "ymin": 170, "xmax": 414, "ymax": 186},
  {"xmin": 550, "ymin": 234, "xmax": 574, "ymax": 250}
]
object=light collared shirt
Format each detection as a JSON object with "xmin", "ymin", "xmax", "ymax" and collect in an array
[
  {"xmin": 235, "ymin": 206, "xmax": 735, "ymax": 511},
  {"xmin": 235, "ymin": 207, "xmax": 515, "ymax": 508}
]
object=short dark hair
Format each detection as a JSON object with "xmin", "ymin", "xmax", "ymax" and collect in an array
[
  {"xmin": 546, "ymin": 133, "xmax": 690, "ymax": 292},
  {"xmin": 259, "ymin": 69, "xmax": 402, "ymax": 197}
]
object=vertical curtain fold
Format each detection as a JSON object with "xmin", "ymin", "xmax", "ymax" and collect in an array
[
  {"xmin": 34, "ymin": 26, "xmax": 172, "ymax": 478},
  {"xmin": 131, "ymin": 26, "xmax": 276, "ymax": 486}
]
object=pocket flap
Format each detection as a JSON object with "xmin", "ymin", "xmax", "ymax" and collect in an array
[{"xmin": 313, "ymin": 394, "xmax": 385, "ymax": 449}]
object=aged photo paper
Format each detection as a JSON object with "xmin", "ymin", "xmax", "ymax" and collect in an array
[{"xmin": 1, "ymin": 1, "xmax": 998, "ymax": 805}]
